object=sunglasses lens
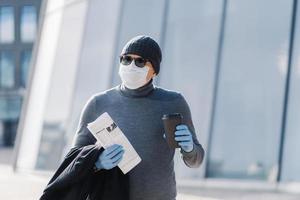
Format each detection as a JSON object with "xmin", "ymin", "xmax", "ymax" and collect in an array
[
  {"xmin": 135, "ymin": 57, "xmax": 146, "ymax": 68},
  {"xmin": 121, "ymin": 55, "xmax": 132, "ymax": 65}
]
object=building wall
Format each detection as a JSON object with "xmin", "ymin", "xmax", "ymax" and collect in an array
[
  {"xmin": 0, "ymin": 0, "xmax": 41, "ymax": 146},
  {"xmin": 14, "ymin": 0, "xmax": 300, "ymax": 185}
]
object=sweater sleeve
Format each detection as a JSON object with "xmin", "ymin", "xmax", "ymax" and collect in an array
[
  {"xmin": 71, "ymin": 95, "xmax": 97, "ymax": 149},
  {"xmin": 176, "ymin": 93, "xmax": 205, "ymax": 168}
]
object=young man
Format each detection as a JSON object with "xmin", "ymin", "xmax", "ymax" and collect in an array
[{"xmin": 72, "ymin": 35, "xmax": 205, "ymax": 200}]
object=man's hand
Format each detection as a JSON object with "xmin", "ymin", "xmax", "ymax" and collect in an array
[
  {"xmin": 95, "ymin": 144, "xmax": 124, "ymax": 170},
  {"xmin": 174, "ymin": 124, "xmax": 194, "ymax": 153}
]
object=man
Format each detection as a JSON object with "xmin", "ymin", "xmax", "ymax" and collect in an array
[{"xmin": 72, "ymin": 35, "xmax": 205, "ymax": 200}]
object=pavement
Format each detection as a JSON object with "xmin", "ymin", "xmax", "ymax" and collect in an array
[
  {"xmin": 0, "ymin": 164, "xmax": 48, "ymax": 200},
  {"xmin": 0, "ymin": 164, "xmax": 214, "ymax": 200},
  {"xmin": 178, "ymin": 186, "xmax": 300, "ymax": 200},
  {"xmin": 1, "ymin": 146, "xmax": 300, "ymax": 200}
]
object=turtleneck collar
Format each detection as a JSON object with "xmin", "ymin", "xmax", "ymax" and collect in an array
[{"xmin": 118, "ymin": 78, "xmax": 155, "ymax": 98}]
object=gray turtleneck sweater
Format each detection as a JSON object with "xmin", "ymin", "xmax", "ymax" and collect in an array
[{"xmin": 72, "ymin": 78, "xmax": 205, "ymax": 200}]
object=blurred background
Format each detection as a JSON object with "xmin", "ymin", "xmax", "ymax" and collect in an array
[{"xmin": 1, "ymin": 0, "xmax": 300, "ymax": 199}]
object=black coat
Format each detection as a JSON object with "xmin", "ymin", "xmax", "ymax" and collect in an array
[{"xmin": 39, "ymin": 144, "xmax": 129, "ymax": 200}]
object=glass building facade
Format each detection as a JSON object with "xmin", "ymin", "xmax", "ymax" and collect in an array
[
  {"xmin": 13, "ymin": 0, "xmax": 300, "ymax": 190},
  {"xmin": 0, "ymin": 0, "xmax": 41, "ymax": 146}
]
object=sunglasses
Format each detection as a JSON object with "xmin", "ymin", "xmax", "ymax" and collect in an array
[{"xmin": 119, "ymin": 55, "xmax": 148, "ymax": 68}]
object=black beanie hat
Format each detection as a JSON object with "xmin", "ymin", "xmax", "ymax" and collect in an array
[{"xmin": 120, "ymin": 35, "xmax": 162, "ymax": 75}]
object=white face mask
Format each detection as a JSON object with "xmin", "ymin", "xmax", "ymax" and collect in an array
[{"xmin": 118, "ymin": 61, "xmax": 150, "ymax": 89}]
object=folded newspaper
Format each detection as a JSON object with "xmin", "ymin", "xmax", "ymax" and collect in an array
[{"xmin": 87, "ymin": 112, "xmax": 141, "ymax": 174}]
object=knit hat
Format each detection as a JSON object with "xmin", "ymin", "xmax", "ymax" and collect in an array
[{"xmin": 120, "ymin": 35, "xmax": 162, "ymax": 75}]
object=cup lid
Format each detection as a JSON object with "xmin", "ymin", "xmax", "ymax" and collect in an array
[{"xmin": 162, "ymin": 113, "xmax": 182, "ymax": 119}]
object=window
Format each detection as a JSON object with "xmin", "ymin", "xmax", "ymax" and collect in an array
[
  {"xmin": 21, "ymin": 5, "xmax": 37, "ymax": 43},
  {"xmin": 21, "ymin": 51, "xmax": 32, "ymax": 87},
  {"xmin": 111, "ymin": 0, "xmax": 165, "ymax": 86},
  {"xmin": 0, "ymin": 6, "xmax": 15, "ymax": 43},
  {"xmin": 281, "ymin": 0, "xmax": 300, "ymax": 182},
  {"xmin": 159, "ymin": 0, "xmax": 224, "ymax": 179},
  {"xmin": 0, "ymin": 96, "xmax": 22, "ymax": 120},
  {"xmin": 207, "ymin": 0, "xmax": 293, "ymax": 180},
  {"xmin": 0, "ymin": 51, "xmax": 15, "ymax": 88}
]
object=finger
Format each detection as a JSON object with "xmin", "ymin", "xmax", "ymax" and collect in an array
[
  {"xmin": 105, "ymin": 163, "xmax": 114, "ymax": 170},
  {"xmin": 101, "ymin": 160, "xmax": 112, "ymax": 169},
  {"xmin": 104, "ymin": 144, "xmax": 120, "ymax": 154},
  {"xmin": 175, "ymin": 135, "xmax": 192, "ymax": 142},
  {"xmin": 112, "ymin": 156, "xmax": 123, "ymax": 166},
  {"xmin": 106, "ymin": 146, "xmax": 124, "ymax": 158},
  {"xmin": 176, "ymin": 124, "xmax": 188, "ymax": 130},
  {"xmin": 175, "ymin": 130, "xmax": 190, "ymax": 136},
  {"xmin": 178, "ymin": 141, "xmax": 192, "ymax": 146},
  {"xmin": 104, "ymin": 144, "xmax": 122, "ymax": 155},
  {"xmin": 111, "ymin": 151, "xmax": 124, "ymax": 163},
  {"xmin": 111, "ymin": 153, "xmax": 124, "ymax": 164},
  {"xmin": 110, "ymin": 149, "xmax": 124, "ymax": 161}
]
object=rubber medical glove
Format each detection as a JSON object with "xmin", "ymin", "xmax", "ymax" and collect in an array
[
  {"xmin": 174, "ymin": 124, "xmax": 194, "ymax": 153},
  {"xmin": 95, "ymin": 144, "xmax": 124, "ymax": 170}
]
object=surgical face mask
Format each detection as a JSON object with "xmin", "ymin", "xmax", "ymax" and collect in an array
[{"xmin": 118, "ymin": 61, "xmax": 149, "ymax": 89}]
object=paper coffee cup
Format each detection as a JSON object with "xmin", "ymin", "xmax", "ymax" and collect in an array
[{"xmin": 161, "ymin": 113, "xmax": 183, "ymax": 149}]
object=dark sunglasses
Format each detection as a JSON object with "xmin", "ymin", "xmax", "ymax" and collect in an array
[{"xmin": 119, "ymin": 55, "xmax": 148, "ymax": 68}]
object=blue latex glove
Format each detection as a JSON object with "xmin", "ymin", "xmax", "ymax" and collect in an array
[
  {"xmin": 174, "ymin": 124, "xmax": 194, "ymax": 152},
  {"xmin": 95, "ymin": 144, "xmax": 124, "ymax": 170}
]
